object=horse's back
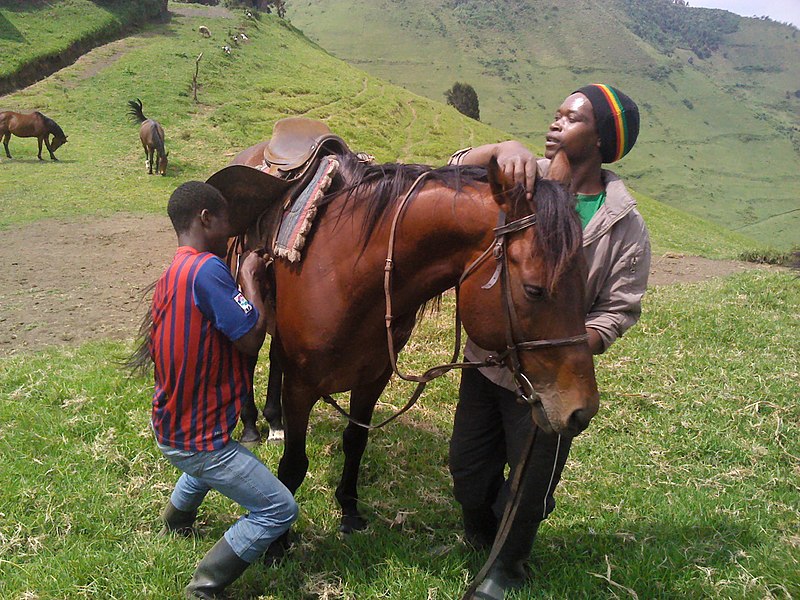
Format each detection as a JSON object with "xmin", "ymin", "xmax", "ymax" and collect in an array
[
  {"xmin": 139, "ymin": 119, "xmax": 164, "ymax": 145},
  {"xmin": 0, "ymin": 111, "xmax": 42, "ymax": 137},
  {"xmin": 230, "ymin": 141, "xmax": 269, "ymax": 167}
]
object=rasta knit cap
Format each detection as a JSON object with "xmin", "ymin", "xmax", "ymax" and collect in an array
[{"xmin": 575, "ymin": 84, "xmax": 639, "ymax": 163}]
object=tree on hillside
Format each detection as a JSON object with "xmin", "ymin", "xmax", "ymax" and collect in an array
[{"xmin": 445, "ymin": 82, "xmax": 480, "ymax": 121}]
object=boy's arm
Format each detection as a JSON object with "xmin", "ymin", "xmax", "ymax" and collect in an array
[{"xmin": 233, "ymin": 252, "xmax": 269, "ymax": 357}]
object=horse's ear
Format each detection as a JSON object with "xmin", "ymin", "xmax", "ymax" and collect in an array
[
  {"xmin": 487, "ymin": 156, "xmax": 529, "ymax": 212},
  {"xmin": 487, "ymin": 156, "xmax": 510, "ymax": 210},
  {"xmin": 544, "ymin": 150, "xmax": 571, "ymax": 188}
]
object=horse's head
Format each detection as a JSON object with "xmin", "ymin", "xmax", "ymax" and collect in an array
[
  {"xmin": 50, "ymin": 134, "xmax": 67, "ymax": 152},
  {"xmin": 158, "ymin": 151, "xmax": 169, "ymax": 176},
  {"xmin": 459, "ymin": 158, "xmax": 599, "ymax": 437}
]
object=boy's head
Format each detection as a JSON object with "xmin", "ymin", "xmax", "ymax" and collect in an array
[
  {"xmin": 167, "ymin": 181, "xmax": 228, "ymax": 234},
  {"xmin": 574, "ymin": 84, "xmax": 639, "ymax": 163}
]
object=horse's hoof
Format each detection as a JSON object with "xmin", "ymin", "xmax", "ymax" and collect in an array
[
  {"xmin": 339, "ymin": 514, "xmax": 367, "ymax": 534},
  {"xmin": 262, "ymin": 531, "xmax": 295, "ymax": 566},
  {"xmin": 267, "ymin": 428, "xmax": 284, "ymax": 443},
  {"xmin": 239, "ymin": 428, "xmax": 261, "ymax": 445}
]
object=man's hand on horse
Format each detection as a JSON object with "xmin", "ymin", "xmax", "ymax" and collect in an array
[{"xmin": 493, "ymin": 140, "xmax": 537, "ymax": 200}]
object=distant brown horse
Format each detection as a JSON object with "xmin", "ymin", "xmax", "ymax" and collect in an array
[
  {"xmin": 207, "ymin": 145, "xmax": 599, "ymax": 533},
  {"xmin": 0, "ymin": 110, "xmax": 68, "ymax": 160},
  {"xmin": 127, "ymin": 99, "xmax": 168, "ymax": 175}
]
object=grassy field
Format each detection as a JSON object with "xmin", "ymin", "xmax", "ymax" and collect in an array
[
  {"xmin": 0, "ymin": 2, "xmax": 758, "ymax": 258},
  {"xmin": 0, "ymin": 3, "xmax": 797, "ymax": 599},
  {"xmin": 0, "ymin": 0, "xmax": 164, "ymax": 81},
  {"xmin": 286, "ymin": 0, "xmax": 800, "ymax": 250},
  {"xmin": 0, "ymin": 271, "xmax": 797, "ymax": 599}
]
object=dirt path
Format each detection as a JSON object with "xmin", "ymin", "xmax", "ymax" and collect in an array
[{"xmin": 0, "ymin": 214, "xmax": 784, "ymax": 356}]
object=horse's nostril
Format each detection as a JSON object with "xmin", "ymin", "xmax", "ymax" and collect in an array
[{"xmin": 568, "ymin": 408, "xmax": 592, "ymax": 433}]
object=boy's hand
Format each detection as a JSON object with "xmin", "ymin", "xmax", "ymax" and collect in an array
[{"xmin": 238, "ymin": 251, "xmax": 268, "ymax": 286}]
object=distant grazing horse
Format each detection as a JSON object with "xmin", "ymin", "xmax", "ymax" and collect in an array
[
  {"xmin": 127, "ymin": 99, "xmax": 168, "ymax": 175},
  {"xmin": 207, "ymin": 145, "xmax": 599, "ymax": 534},
  {"xmin": 0, "ymin": 110, "xmax": 68, "ymax": 160},
  {"xmin": 198, "ymin": 25, "xmax": 211, "ymax": 37}
]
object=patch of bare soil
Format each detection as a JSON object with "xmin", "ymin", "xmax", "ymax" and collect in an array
[
  {"xmin": 0, "ymin": 214, "xmax": 173, "ymax": 356},
  {"xmin": 0, "ymin": 214, "xmax": 785, "ymax": 356}
]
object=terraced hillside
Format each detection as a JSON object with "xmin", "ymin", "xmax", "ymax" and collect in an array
[{"xmin": 287, "ymin": 0, "xmax": 800, "ymax": 249}]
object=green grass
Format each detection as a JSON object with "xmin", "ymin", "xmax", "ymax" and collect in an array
[
  {"xmin": 0, "ymin": 5, "xmax": 797, "ymax": 597},
  {"xmin": 0, "ymin": 0, "xmax": 163, "ymax": 81},
  {"xmin": 0, "ymin": 270, "xmax": 797, "ymax": 599},
  {"xmin": 0, "ymin": 5, "xmax": 505, "ymax": 229},
  {"xmin": 0, "ymin": 2, "xmax": 763, "ymax": 260},
  {"xmin": 286, "ymin": 0, "xmax": 800, "ymax": 250}
]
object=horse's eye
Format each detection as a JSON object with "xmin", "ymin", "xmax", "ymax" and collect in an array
[{"xmin": 523, "ymin": 284, "xmax": 545, "ymax": 300}]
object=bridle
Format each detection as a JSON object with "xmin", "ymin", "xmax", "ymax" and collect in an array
[
  {"xmin": 321, "ymin": 172, "xmax": 588, "ymax": 428},
  {"xmin": 315, "ymin": 171, "xmax": 590, "ymax": 598}
]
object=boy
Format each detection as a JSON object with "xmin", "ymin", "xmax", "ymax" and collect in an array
[
  {"xmin": 448, "ymin": 84, "xmax": 651, "ymax": 599},
  {"xmin": 149, "ymin": 181, "xmax": 297, "ymax": 599}
]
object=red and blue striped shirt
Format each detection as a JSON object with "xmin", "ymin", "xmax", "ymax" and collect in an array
[{"xmin": 150, "ymin": 247, "xmax": 259, "ymax": 451}]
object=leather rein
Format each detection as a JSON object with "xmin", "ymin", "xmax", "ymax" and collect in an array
[{"xmin": 320, "ymin": 172, "xmax": 588, "ymax": 428}]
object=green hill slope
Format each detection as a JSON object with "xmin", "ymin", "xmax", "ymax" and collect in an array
[
  {"xmin": 0, "ymin": 2, "xmax": 754, "ymax": 259},
  {"xmin": 286, "ymin": 0, "xmax": 800, "ymax": 250},
  {"xmin": 0, "ymin": 0, "xmax": 165, "ymax": 90}
]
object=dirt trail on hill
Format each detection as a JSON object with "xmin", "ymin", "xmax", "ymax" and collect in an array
[{"xmin": 0, "ymin": 214, "xmax": 784, "ymax": 356}]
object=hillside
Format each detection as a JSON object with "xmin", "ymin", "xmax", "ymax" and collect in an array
[
  {"xmin": 0, "ymin": 0, "xmax": 166, "ymax": 92},
  {"xmin": 286, "ymin": 0, "xmax": 800, "ymax": 250},
  {"xmin": 0, "ymin": 2, "xmax": 756, "ymax": 259}
]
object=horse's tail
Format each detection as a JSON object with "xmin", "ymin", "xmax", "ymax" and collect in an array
[
  {"xmin": 122, "ymin": 280, "xmax": 156, "ymax": 374},
  {"xmin": 153, "ymin": 123, "xmax": 166, "ymax": 155},
  {"xmin": 127, "ymin": 98, "xmax": 146, "ymax": 124}
]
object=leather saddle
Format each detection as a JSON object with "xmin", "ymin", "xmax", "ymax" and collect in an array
[
  {"xmin": 207, "ymin": 117, "xmax": 351, "ymax": 238},
  {"xmin": 262, "ymin": 117, "xmax": 349, "ymax": 180}
]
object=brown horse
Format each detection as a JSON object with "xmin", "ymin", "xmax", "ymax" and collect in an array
[
  {"xmin": 127, "ymin": 99, "xmax": 168, "ymax": 175},
  {"xmin": 0, "ymin": 110, "xmax": 68, "ymax": 160},
  {"xmin": 209, "ymin": 146, "xmax": 599, "ymax": 534}
]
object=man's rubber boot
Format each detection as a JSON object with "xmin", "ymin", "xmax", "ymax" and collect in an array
[
  {"xmin": 184, "ymin": 537, "xmax": 250, "ymax": 599},
  {"xmin": 472, "ymin": 522, "xmax": 539, "ymax": 600},
  {"xmin": 462, "ymin": 505, "xmax": 498, "ymax": 550},
  {"xmin": 159, "ymin": 501, "xmax": 197, "ymax": 537}
]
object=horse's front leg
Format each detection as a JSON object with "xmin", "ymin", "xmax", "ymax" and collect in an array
[
  {"xmin": 336, "ymin": 366, "xmax": 392, "ymax": 533},
  {"xmin": 239, "ymin": 354, "xmax": 262, "ymax": 444},
  {"xmin": 263, "ymin": 344, "xmax": 284, "ymax": 441},
  {"xmin": 44, "ymin": 135, "xmax": 57, "ymax": 160},
  {"xmin": 2, "ymin": 133, "xmax": 11, "ymax": 158},
  {"xmin": 239, "ymin": 395, "xmax": 261, "ymax": 445},
  {"xmin": 37, "ymin": 136, "xmax": 44, "ymax": 160},
  {"xmin": 277, "ymin": 374, "xmax": 316, "ymax": 494}
]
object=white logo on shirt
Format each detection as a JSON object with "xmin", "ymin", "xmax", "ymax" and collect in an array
[{"xmin": 234, "ymin": 292, "xmax": 253, "ymax": 314}]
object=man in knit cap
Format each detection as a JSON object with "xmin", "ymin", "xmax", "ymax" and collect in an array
[{"xmin": 447, "ymin": 84, "xmax": 651, "ymax": 599}]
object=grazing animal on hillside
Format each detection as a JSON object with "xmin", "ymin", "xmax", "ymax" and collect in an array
[
  {"xmin": 127, "ymin": 99, "xmax": 168, "ymax": 176},
  {"xmin": 0, "ymin": 110, "xmax": 68, "ymax": 160},
  {"xmin": 198, "ymin": 25, "xmax": 211, "ymax": 37}
]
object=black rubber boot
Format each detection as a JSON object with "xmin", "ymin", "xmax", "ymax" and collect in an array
[
  {"xmin": 462, "ymin": 505, "xmax": 498, "ymax": 550},
  {"xmin": 184, "ymin": 537, "xmax": 250, "ymax": 599},
  {"xmin": 472, "ymin": 522, "xmax": 539, "ymax": 600},
  {"xmin": 160, "ymin": 501, "xmax": 197, "ymax": 537}
]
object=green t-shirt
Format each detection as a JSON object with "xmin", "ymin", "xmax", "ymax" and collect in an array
[{"xmin": 575, "ymin": 191, "xmax": 606, "ymax": 230}]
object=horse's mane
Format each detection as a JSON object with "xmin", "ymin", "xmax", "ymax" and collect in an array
[
  {"xmin": 322, "ymin": 152, "xmax": 486, "ymax": 247},
  {"xmin": 322, "ymin": 152, "xmax": 581, "ymax": 291},
  {"xmin": 506, "ymin": 178, "xmax": 583, "ymax": 292},
  {"xmin": 37, "ymin": 112, "xmax": 66, "ymax": 140}
]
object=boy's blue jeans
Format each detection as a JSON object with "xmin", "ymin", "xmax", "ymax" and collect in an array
[{"xmin": 157, "ymin": 438, "xmax": 298, "ymax": 563}]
